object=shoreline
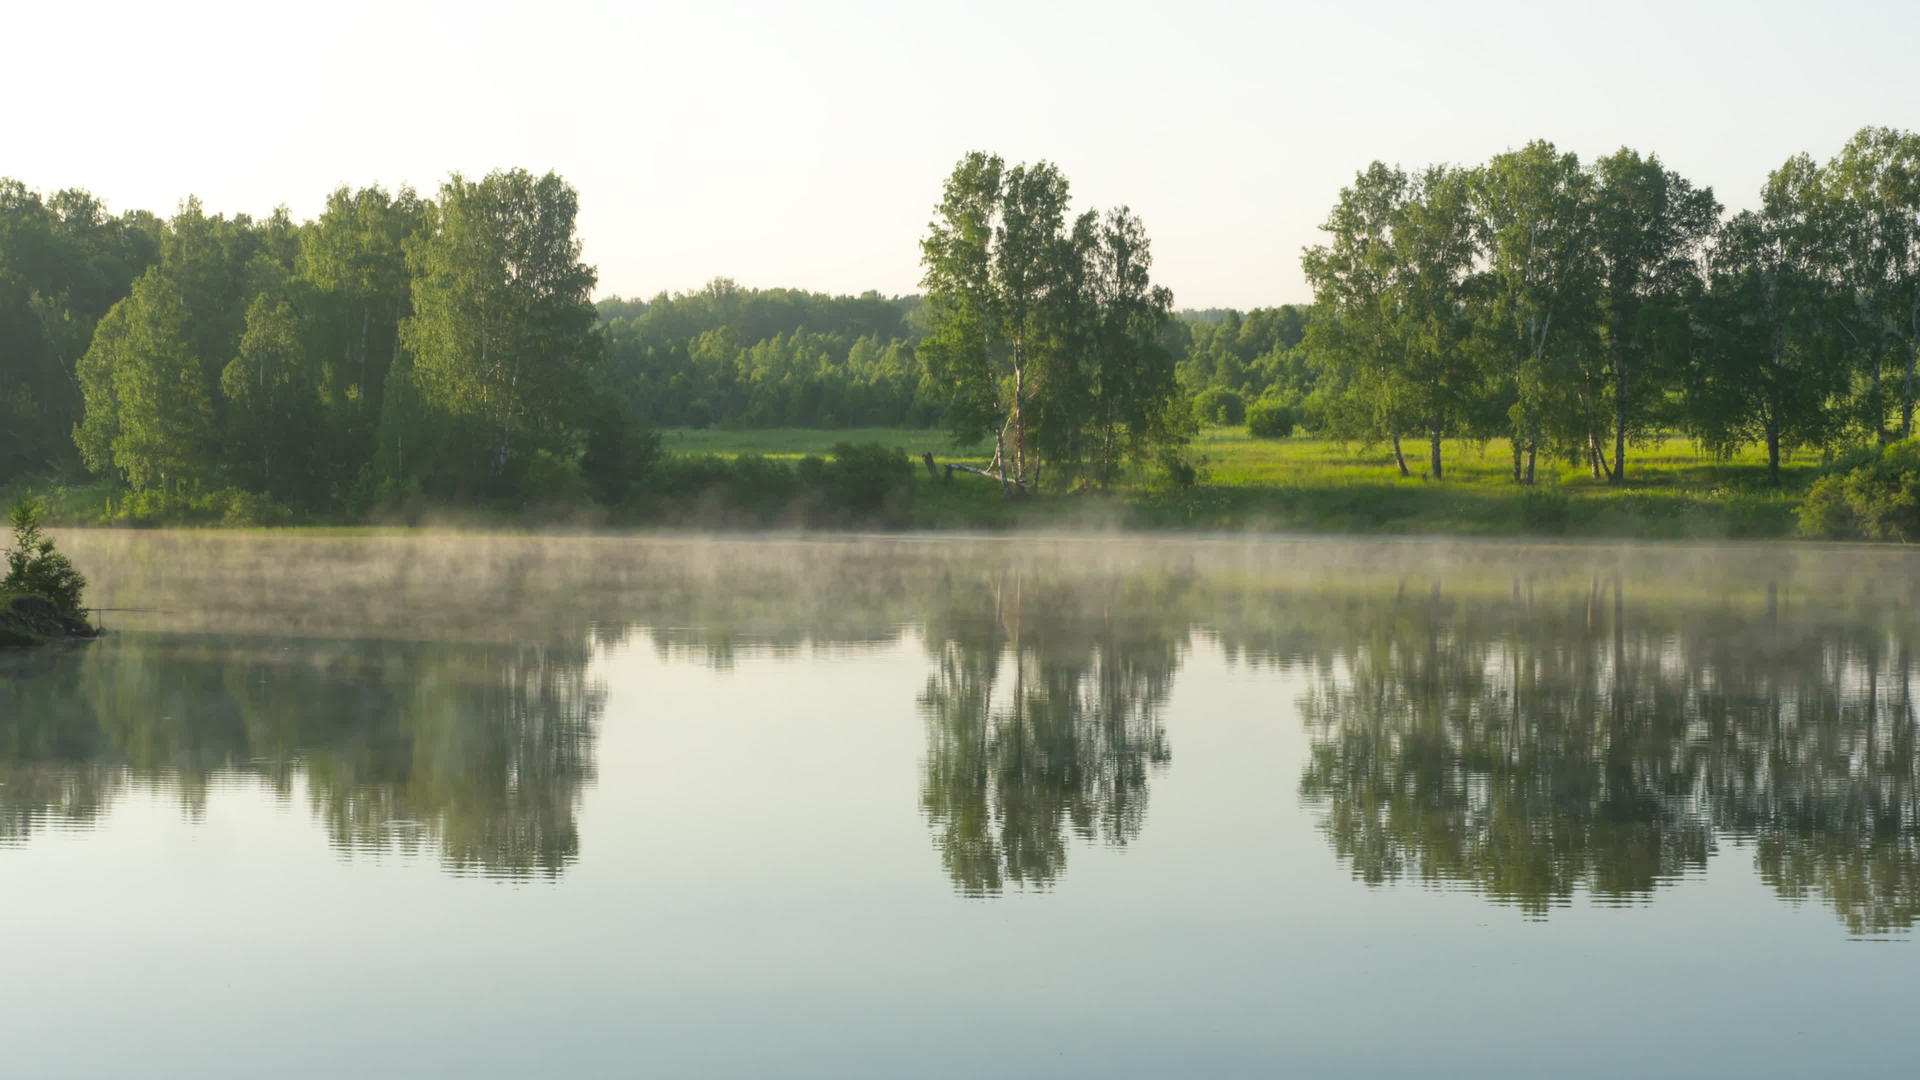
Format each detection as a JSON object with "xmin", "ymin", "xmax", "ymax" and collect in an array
[
  {"xmin": 25, "ymin": 485, "xmax": 1809, "ymax": 543},
  {"xmin": 0, "ymin": 593, "xmax": 98, "ymax": 648}
]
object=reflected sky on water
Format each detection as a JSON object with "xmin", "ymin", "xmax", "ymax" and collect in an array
[{"xmin": 1, "ymin": 532, "xmax": 1914, "ymax": 1077}]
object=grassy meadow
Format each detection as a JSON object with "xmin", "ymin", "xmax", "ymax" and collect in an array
[
  {"xmin": 3, "ymin": 427, "xmax": 1831, "ymax": 538},
  {"xmin": 663, "ymin": 425, "xmax": 1823, "ymax": 539}
]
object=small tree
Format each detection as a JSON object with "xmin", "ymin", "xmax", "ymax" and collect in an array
[
  {"xmin": 1247, "ymin": 399, "xmax": 1296, "ymax": 438},
  {"xmin": 1192, "ymin": 387, "xmax": 1246, "ymax": 425},
  {"xmin": 4, "ymin": 499, "xmax": 87, "ymax": 614}
]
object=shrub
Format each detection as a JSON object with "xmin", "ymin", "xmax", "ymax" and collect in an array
[
  {"xmin": 220, "ymin": 489, "xmax": 294, "ymax": 527},
  {"xmin": 636, "ymin": 445, "xmax": 912, "ymax": 523},
  {"xmin": 823, "ymin": 442, "xmax": 913, "ymax": 513},
  {"xmin": 728, "ymin": 453, "xmax": 803, "ymax": 508},
  {"xmin": 1247, "ymin": 399, "xmax": 1296, "ymax": 439},
  {"xmin": 1154, "ymin": 448, "xmax": 1201, "ymax": 490},
  {"xmin": 111, "ymin": 486, "xmax": 293, "ymax": 527},
  {"xmin": 1797, "ymin": 439, "xmax": 1920, "ymax": 540},
  {"xmin": 1797, "ymin": 475, "xmax": 1857, "ymax": 539},
  {"xmin": 522, "ymin": 449, "xmax": 595, "ymax": 510},
  {"xmin": 4, "ymin": 499, "xmax": 86, "ymax": 614},
  {"xmin": 1192, "ymin": 387, "xmax": 1246, "ymax": 426},
  {"xmin": 794, "ymin": 454, "xmax": 828, "ymax": 489},
  {"xmin": 581, "ymin": 405, "xmax": 662, "ymax": 505}
]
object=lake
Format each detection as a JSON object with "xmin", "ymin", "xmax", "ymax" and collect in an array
[{"xmin": 1, "ymin": 531, "xmax": 1914, "ymax": 1077}]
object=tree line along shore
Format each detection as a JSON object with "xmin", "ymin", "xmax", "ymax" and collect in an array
[{"xmin": 4, "ymin": 126, "xmax": 1920, "ymax": 539}]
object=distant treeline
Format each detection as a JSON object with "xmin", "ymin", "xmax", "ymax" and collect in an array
[
  {"xmin": 3, "ymin": 125, "xmax": 1918, "ymax": 521},
  {"xmin": 593, "ymin": 287, "xmax": 1308, "ymax": 436},
  {"xmin": 595, "ymin": 284, "xmax": 934, "ymax": 429}
]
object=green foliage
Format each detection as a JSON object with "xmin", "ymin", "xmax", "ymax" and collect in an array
[
  {"xmin": 400, "ymin": 169, "xmax": 601, "ymax": 497},
  {"xmin": 1471, "ymin": 141, "xmax": 1602, "ymax": 479},
  {"xmin": 1192, "ymin": 387, "xmax": 1245, "ymax": 425},
  {"xmin": 822, "ymin": 442, "xmax": 913, "ymax": 513},
  {"xmin": 921, "ymin": 153, "xmax": 1184, "ymax": 489},
  {"xmin": 1797, "ymin": 439, "xmax": 1920, "ymax": 539},
  {"xmin": 1284, "ymin": 128, "xmax": 1918, "ymax": 488},
  {"xmin": 221, "ymin": 294, "xmax": 320, "ymax": 497},
  {"xmin": 598, "ymin": 280, "xmax": 929, "ymax": 430},
  {"xmin": 4, "ymin": 499, "xmax": 86, "ymax": 613},
  {"xmin": 114, "ymin": 486, "xmax": 293, "ymax": 527},
  {"xmin": 1152, "ymin": 448, "xmax": 1200, "ymax": 490},
  {"xmin": 1246, "ymin": 399, "xmax": 1295, "ymax": 439},
  {"xmin": 580, "ymin": 404, "xmax": 662, "ymax": 506},
  {"xmin": 630, "ymin": 442, "xmax": 914, "ymax": 524},
  {"xmin": 74, "ymin": 270, "xmax": 215, "ymax": 491},
  {"xmin": 11, "ymin": 129, "xmax": 1920, "ymax": 529},
  {"xmin": 1588, "ymin": 147, "xmax": 1720, "ymax": 482},
  {"xmin": 1173, "ymin": 305, "xmax": 1311, "ymax": 400},
  {"xmin": 0, "ymin": 180, "xmax": 160, "ymax": 481}
]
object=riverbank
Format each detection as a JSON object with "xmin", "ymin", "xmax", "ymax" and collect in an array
[
  {"xmin": 671, "ymin": 428, "xmax": 1812, "ymax": 540},
  {"xmin": 0, "ymin": 428, "xmax": 1830, "ymax": 541},
  {"xmin": 0, "ymin": 591, "xmax": 97, "ymax": 648}
]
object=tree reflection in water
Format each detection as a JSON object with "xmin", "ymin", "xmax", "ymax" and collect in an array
[
  {"xmin": 0, "ymin": 646, "xmax": 126, "ymax": 844},
  {"xmin": 1292, "ymin": 573, "xmax": 1920, "ymax": 937},
  {"xmin": 0, "ymin": 635, "xmax": 599, "ymax": 878},
  {"xmin": 4, "ymin": 533, "xmax": 1917, "ymax": 933},
  {"xmin": 917, "ymin": 571, "xmax": 1183, "ymax": 895}
]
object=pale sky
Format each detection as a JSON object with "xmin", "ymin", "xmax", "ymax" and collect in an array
[{"xmin": 10, "ymin": 0, "xmax": 1917, "ymax": 309}]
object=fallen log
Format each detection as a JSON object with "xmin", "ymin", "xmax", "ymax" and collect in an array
[{"xmin": 943, "ymin": 462, "xmax": 1031, "ymax": 491}]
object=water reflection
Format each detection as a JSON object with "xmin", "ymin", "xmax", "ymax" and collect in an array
[
  {"xmin": 1291, "ymin": 573, "xmax": 1920, "ymax": 937},
  {"xmin": 1, "ymin": 634, "xmax": 599, "ymax": 877},
  {"xmin": 917, "ymin": 571, "xmax": 1180, "ymax": 895},
  {"xmin": 0, "ymin": 647, "xmax": 126, "ymax": 843},
  {"xmin": 7, "ymin": 531, "xmax": 1920, "ymax": 935}
]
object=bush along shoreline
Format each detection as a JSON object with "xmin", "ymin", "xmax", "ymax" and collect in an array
[
  {"xmin": 8, "ymin": 433, "xmax": 1920, "ymax": 544},
  {"xmin": 1, "ymin": 499, "xmax": 96, "ymax": 647}
]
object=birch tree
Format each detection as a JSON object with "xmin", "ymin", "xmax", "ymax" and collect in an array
[
  {"xmin": 920, "ymin": 153, "xmax": 1008, "ymax": 484},
  {"xmin": 73, "ymin": 271, "xmax": 215, "ymax": 492},
  {"xmin": 1687, "ymin": 160, "xmax": 1846, "ymax": 483},
  {"xmin": 1472, "ymin": 142, "xmax": 1601, "ymax": 484},
  {"xmin": 220, "ymin": 294, "xmax": 317, "ymax": 496},
  {"xmin": 1825, "ymin": 127, "xmax": 1920, "ymax": 440},
  {"xmin": 1590, "ymin": 148, "xmax": 1719, "ymax": 482},
  {"xmin": 1391, "ymin": 165, "xmax": 1480, "ymax": 480},
  {"xmin": 1084, "ymin": 207, "xmax": 1179, "ymax": 485},
  {"xmin": 399, "ymin": 169, "xmax": 600, "ymax": 495},
  {"xmin": 1302, "ymin": 163, "xmax": 1418, "ymax": 475},
  {"xmin": 921, "ymin": 153, "xmax": 1110, "ymax": 490}
]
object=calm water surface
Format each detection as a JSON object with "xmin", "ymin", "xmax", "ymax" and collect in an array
[{"xmin": 2, "ymin": 531, "xmax": 1915, "ymax": 1077}]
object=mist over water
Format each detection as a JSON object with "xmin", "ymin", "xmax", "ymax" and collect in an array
[{"xmin": 3, "ymin": 531, "xmax": 1916, "ymax": 1076}]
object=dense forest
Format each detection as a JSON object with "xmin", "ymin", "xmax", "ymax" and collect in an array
[
  {"xmin": 1, "ymin": 125, "xmax": 1917, "ymax": 522},
  {"xmin": 594, "ymin": 284, "xmax": 1307, "ymax": 437},
  {"xmin": 596, "ymin": 284, "xmax": 932, "ymax": 429}
]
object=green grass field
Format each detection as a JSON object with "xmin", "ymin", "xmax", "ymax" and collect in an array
[
  {"xmin": 1191, "ymin": 429, "xmax": 1823, "ymax": 490},
  {"xmin": 659, "ymin": 426, "xmax": 1823, "ymax": 538},
  {"xmin": 665, "ymin": 425, "xmax": 1818, "ymax": 488},
  {"xmin": 4, "ymin": 427, "xmax": 1830, "ymax": 539}
]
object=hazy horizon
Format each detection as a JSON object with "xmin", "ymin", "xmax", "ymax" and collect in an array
[{"xmin": 12, "ymin": 0, "xmax": 1918, "ymax": 310}]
